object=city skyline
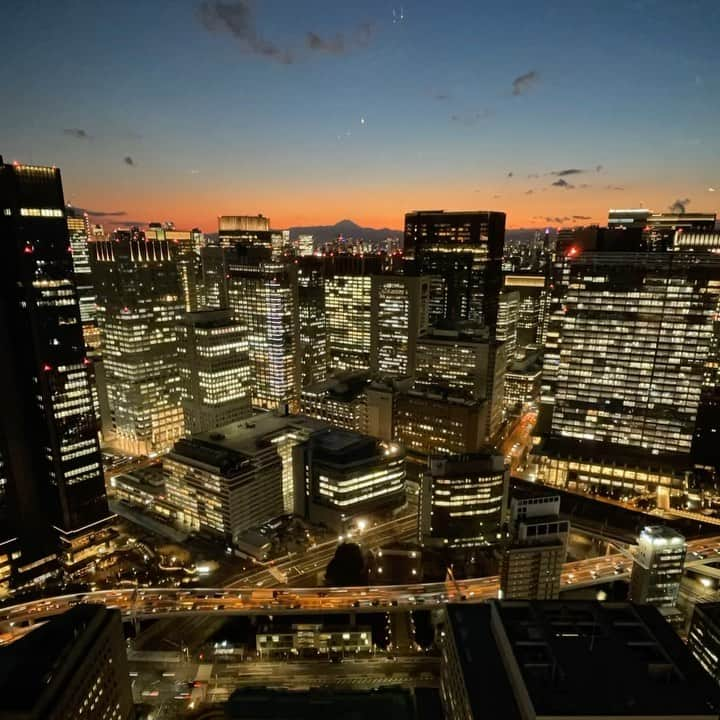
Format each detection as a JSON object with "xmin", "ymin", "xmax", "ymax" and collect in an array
[{"xmin": 3, "ymin": 0, "xmax": 720, "ymax": 231}]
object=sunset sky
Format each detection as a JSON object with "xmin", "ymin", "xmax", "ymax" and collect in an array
[{"xmin": 2, "ymin": 0, "xmax": 719, "ymax": 231}]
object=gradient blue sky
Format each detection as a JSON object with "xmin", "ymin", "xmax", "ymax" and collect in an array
[{"xmin": 2, "ymin": 0, "xmax": 719, "ymax": 229}]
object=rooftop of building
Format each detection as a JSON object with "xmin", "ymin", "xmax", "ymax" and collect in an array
[
  {"xmin": 225, "ymin": 687, "xmax": 418, "ymax": 720},
  {"xmin": 419, "ymin": 320, "xmax": 491, "ymax": 343},
  {"xmin": 168, "ymin": 411, "xmax": 330, "ymax": 471},
  {"xmin": 301, "ymin": 371, "xmax": 371, "ymax": 402},
  {"xmin": 0, "ymin": 604, "xmax": 117, "ymax": 714},
  {"xmin": 309, "ymin": 429, "xmax": 404, "ymax": 467},
  {"xmin": 638, "ymin": 525, "xmax": 686, "ymax": 543},
  {"xmin": 446, "ymin": 600, "xmax": 720, "ymax": 719},
  {"xmin": 427, "ymin": 450, "xmax": 504, "ymax": 476}
]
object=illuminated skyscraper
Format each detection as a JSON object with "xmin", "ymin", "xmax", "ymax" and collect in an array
[
  {"xmin": 300, "ymin": 430, "xmax": 406, "ymax": 531},
  {"xmin": 201, "ymin": 244, "xmax": 231, "ymax": 309},
  {"xmin": 630, "ymin": 525, "xmax": 686, "ymax": 608},
  {"xmin": 297, "ymin": 233, "xmax": 314, "ymax": 256},
  {"xmin": 418, "ymin": 451, "xmax": 508, "ymax": 549},
  {"xmin": 324, "ymin": 255, "xmax": 382, "ymax": 371},
  {"xmin": 218, "ymin": 214, "xmax": 271, "ymax": 249},
  {"xmin": 415, "ymin": 324, "xmax": 505, "ymax": 441},
  {"xmin": 297, "ymin": 255, "xmax": 328, "ymax": 386},
  {"xmin": 370, "ymin": 274, "xmax": 430, "ymax": 377},
  {"xmin": 504, "ymin": 273, "xmax": 549, "ymax": 353},
  {"xmin": 66, "ymin": 206, "xmax": 98, "ymax": 351},
  {"xmin": 178, "ymin": 309, "xmax": 252, "ymax": 435},
  {"xmin": 496, "ymin": 290, "xmax": 519, "ymax": 366},
  {"xmin": 91, "ymin": 227, "xmax": 185, "ymax": 454},
  {"xmin": 533, "ymin": 226, "xmax": 720, "ymax": 502},
  {"xmin": 404, "ymin": 210, "xmax": 505, "ymax": 328},
  {"xmin": 227, "ymin": 247, "xmax": 301, "ymax": 411},
  {"xmin": 146, "ymin": 223, "xmax": 205, "ymax": 312},
  {"xmin": 0, "ymin": 157, "xmax": 111, "ymax": 583},
  {"xmin": 500, "ymin": 496, "xmax": 568, "ymax": 600}
]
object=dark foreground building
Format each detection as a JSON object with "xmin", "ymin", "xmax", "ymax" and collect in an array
[
  {"xmin": 0, "ymin": 157, "xmax": 112, "ymax": 587},
  {"xmin": 0, "ymin": 604, "xmax": 134, "ymax": 720},
  {"xmin": 440, "ymin": 600, "xmax": 720, "ymax": 719}
]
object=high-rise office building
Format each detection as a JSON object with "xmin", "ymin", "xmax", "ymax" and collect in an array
[
  {"xmin": 165, "ymin": 412, "xmax": 329, "ymax": 536},
  {"xmin": 630, "ymin": 525, "xmax": 686, "ymax": 608},
  {"xmin": 326, "ymin": 276, "xmax": 372, "ymax": 371},
  {"xmin": 178, "ymin": 309, "xmax": 253, "ymax": 435},
  {"xmin": 66, "ymin": 205, "xmax": 98, "ymax": 350},
  {"xmin": 415, "ymin": 324, "xmax": 505, "ymax": 441},
  {"xmin": 496, "ymin": 290, "xmax": 519, "ymax": 366},
  {"xmin": 370, "ymin": 274, "xmax": 430, "ymax": 377},
  {"xmin": 0, "ymin": 604, "xmax": 134, "ymax": 720},
  {"xmin": 688, "ymin": 602, "xmax": 720, "ymax": 685},
  {"xmin": 533, "ymin": 227, "xmax": 720, "ymax": 502},
  {"xmin": 500, "ymin": 496, "xmax": 568, "ymax": 600},
  {"xmin": 404, "ymin": 210, "xmax": 505, "ymax": 329},
  {"xmin": 418, "ymin": 451, "xmax": 508, "ymax": 549},
  {"xmin": 440, "ymin": 600, "xmax": 720, "ymax": 720},
  {"xmin": 324, "ymin": 254, "xmax": 383, "ymax": 372},
  {"xmin": 297, "ymin": 255, "xmax": 328, "ymax": 387},
  {"xmin": 503, "ymin": 273, "xmax": 548, "ymax": 353},
  {"xmin": 300, "ymin": 370, "xmax": 369, "ymax": 433},
  {"xmin": 396, "ymin": 391, "xmax": 489, "ymax": 458},
  {"xmin": 0, "ymin": 158, "xmax": 112, "ymax": 583},
  {"xmin": 146, "ymin": 223, "xmax": 205, "ymax": 312},
  {"xmin": 218, "ymin": 214, "xmax": 271, "ymax": 249},
  {"xmin": 201, "ymin": 244, "xmax": 231, "ymax": 309},
  {"xmin": 91, "ymin": 227, "xmax": 185, "ymax": 454},
  {"xmin": 227, "ymin": 247, "xmax": 301, "ymax": 412},
  {"xmin": 297, "ymin": 233, "xmax": 314, "ymax": 256},
  {"xmin": 300, "ymin": 430, "xmax": 406, "ymax": 531}
]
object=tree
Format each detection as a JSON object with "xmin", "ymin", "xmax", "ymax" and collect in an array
[{"xmin": 325, "ymin": 542, "xmax": 368, "ymax": 586}]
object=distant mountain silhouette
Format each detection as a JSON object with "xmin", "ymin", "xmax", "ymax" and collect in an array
[{"xmin": 289, "ymin": 219, "xmax": 401, "ymax": 245}]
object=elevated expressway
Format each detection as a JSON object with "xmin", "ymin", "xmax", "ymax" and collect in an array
[{"xmin": 2, "ymin": 536, "xmax": 718, "ymax": 639}]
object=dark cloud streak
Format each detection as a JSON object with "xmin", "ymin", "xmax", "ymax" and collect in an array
[
  {"xmin": 124, "ymin": 156, "xmax": 135, "ymax": 166},
  {"xmin": 512, "ymin": 70, "xmax": 540, "ymax": 96},
  {"xmin": 198, "ymin": 1, "xmax": 293, "ymax": 63},
  {"xmin": 64, "ymin": 128, "xmax": 91, "ymax": 140}
]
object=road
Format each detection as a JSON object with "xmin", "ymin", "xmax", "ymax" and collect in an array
[
  {"xmin": 501, "ymin": 409, "xmax": 537, "ymax": 472},
  {"xmin": 4, "ymin": 537, "xmax": 720, "ymax": 640},
  {"xmin": 129, "ymin": 655, "xmax": 439, "ymax": 715},
  {"xmin": 226, "ymin": 511, "xmax": 418, "ymax": 589}
]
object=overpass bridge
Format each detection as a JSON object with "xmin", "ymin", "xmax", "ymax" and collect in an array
[{"xmin": 2, "ymin": 536, "xmax": 718, "ymax": 642}]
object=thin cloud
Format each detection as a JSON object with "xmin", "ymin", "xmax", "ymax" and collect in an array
[
  {"xmin": 525, "ymin": 189, "xmax": 534, "ymax": 195},
  {"xmin": 306, "ymin": 22, "xmax": 373, "ymax": 54},
  {"xmin": 124, "ymin": 156, "xmax": 135, "ymax": 166},
  {"xmin": 544, "ymin": 216, "xmax": 572, "ymax": 223},
  {"xmin": 605, "ymin": 185, "xmax": 624, "ymax": 191},
  {"xmin": 507, "ymin": 171, "xmax": 513, "ymax": 178},
  {"xmin": 552, "ymin": 178, "xmax": 574, "ymax": 189},
  {"xmin": 669, "ymin": 198, "xmax": 690, "ymax": 213},
  {"xmin": 527, "ymin": 173, "xmax": 539, "ymax": 179},
  {"xmin": 434, "ymin": 92, "xmax": 451, "ymax": 101},
  {"xmin": 512, "ymin": 70, "xmax": 540, "ymax": 96},
  {"xmin": 449, "ymin": 109, "xmax": 492, "ymax": 125},
  {"xmin": 550, "ymin": 168, "xmax": 584, "ymax": 176},
  {"xmin": 572, "ymin": 215, "xmax": 592, "ymax": 220},
  {"xmin": 107, "ymin": 219, "xmax": 148, "ymax": 226},
  {"xmin": 63, "ymin": 128, "xmax": 91, "ymax": 140},
  {"xmin": 77, "ymin": 209, "xmax": 127, "ymax": 217},
  {"xmin": 596, "ymin": 164, "xmax": 603, "ymax": 172},
  {"xmin": 198, "ymin": 0, "xmax": 293, "ymax": 64}
]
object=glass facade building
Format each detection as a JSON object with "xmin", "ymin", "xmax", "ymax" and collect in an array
[
  {"xmin": 178, "ymin": 309, "xmax": 253, "ymax": 435},
  {"xmin": 91, "ymin": 227, "xmax": 185, "ymax": 454},
  {"xmin": 0, "ymin": 158, "xmax": 111, "ymax": 581}
]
